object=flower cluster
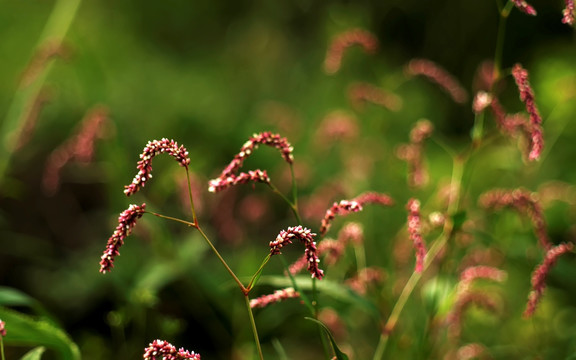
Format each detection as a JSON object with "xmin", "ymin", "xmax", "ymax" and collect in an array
[
  {"xmin": 479, "ymin": 188, "xmax": 550, "ymax": 250},
  {"xmin": 43, "ymin": 106, "xmax": 109, "ymax": 195},
  {"xmin": 249, "ymin": 287, "xmax": 300, "ymax": 309},
  {"xmin": 405, "ymin": 59, "xmax": 468, "ymax": 104},
  {"xmin": 524, "ymin": 242, "xmax": 574, "ymax": 317},
  {"xmin": 457, "ymin": 265, "xmax": 507, "ymax": 294},
  {"xmin": 209, "ymin": 132, "xmax": 293, "ymax": 193},
  {"xmin": 143, "ymin": 339, "xmax": 200, "ymax": 360},
  {"xmin": 563, "ymin": 0, "xmax": 575, "ymax": 25},
  {"xmin": 124, "ymin": 138, "xmax": 190, "ymax": 196},
  {"xmin": 324, "ymin": 28, "xmax": 378, "ymax": 74},
  {"xmin": 445, "ymin": 289, "xmax": 500, "ymax": 339},
  {"xmin": 0, "ymin": 319, "xmax": 6, "ymax": 337},
  {"xmin": 345, "ymin": 267, "xmax": 386, "ymax": 295},
  {"xmin": 270, "ymin": 226, "xmax": 323, "ymax": 279},
  {"xmin": 99, "ymin": 203, "xmax": 146, "ymax": 273},
  {"xmin": 396, "ymin": 120, "xmax": 434, "ymax": 188},
  {"xmin": 353, "ymin": 192, "xmax": 395, "ymax": 207},
  {"xmin": 512, "ymin": 0, "xmax": 537, "ymax": 15},
  {"xmin": 319, "ymin": 200, "xmax": 363, "ymax": 237},
  {"xmin": 406, "ymin": 198, "xmax": 427, "ymax": 273},
  {"xmin": 512, "ymin": 63, "xmax": 544, "ymax": 161},
  {"xmin": 348, "ymin": 82, "xmax": 402, "ymax": 112}
]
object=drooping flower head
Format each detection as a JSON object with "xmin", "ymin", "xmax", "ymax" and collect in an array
[
  {"xmin": 524, "ymin": 242, "xmax": 574, "ymax": 317},
  {"xmin": 250, "ymin": 287, "xmax": 300, "ymax": 308},
  {"xmin": 319, "ymin": 200, "xmax": 363, "ymax": 237},
  {"xmin": 324, "ymin": 28, "xmax": 378, "ymax": 75},
  {"xmin": 405, "ymin": 59, "xmax": 468, "ymax": 104},
  {"xmin": 512, "ymin": 63, "xmax": 544, "ymax": 161},
  {"xmin": 512, "ymin": 0, "xmax": 537, "ymax": 16},
  {"xmin": 0, "ymin": 319, "xmax": 6, "ymax": 337},
  {"xmin": 479, "ymin": 188, "xmax": 550, "ymax": 250},
  {"xmin": 209, "ymin": 132, "xmax": 293, "ymax": 193},
  {"xmin": 563, "ymin": 0, "xmax": 575, "ymax": 25},
  {"xmin": 143, "ymin": 339, "xmax": 200, "ymax": 360},
  {"xmin": 124, "ymin": 139, "xmax": 190, "ymax": 196},
  {"xmin": 348, "ymin": 82, "xmax": 402, "ymax": 112},
  {"xmin": 99, "ymin": 203, "xmax": 146, "ymax": 273},
  {"xmin": 397, "ymin": 120, "xmax": 434, "ymax": 188},
  {"xmin": 270, "ymin": 226, "xmax": 324, "ymax": 279}
]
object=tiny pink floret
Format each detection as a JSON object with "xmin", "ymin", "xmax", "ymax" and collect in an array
[
  {"xmin": 143, "ymin": 339, "xmax": 201, "ymax": 360},
  {"xmin": 124, "ymin": 139, "xmax": 190, "ymax": 196},
  {"xmin": 270, "ymin": 226, "xmax": 324, "ymax": 279}
]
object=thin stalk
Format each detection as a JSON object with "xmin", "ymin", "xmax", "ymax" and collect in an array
[
  {"xmin": 195, "ymin": 225, "xmax": 247, "ymax": 293},
  {"xmin": 372, "ymin": 157, "xmax": 464, "ymax": 360},
  {"xmin": 246, "ymin": 254, "xmax": 272, "ymax": 292},
  {"xmin": 185, "ymin": 167, "xmax": 198, "ymax": 225},
  {"xmin": 268, "ymin": 182, "xmax": 302, "ymax": 224},
  {"xmin": 0, "ymin": 0, "xmax": 82, "ymax": 181},
  {"xmin": 493, "ymin": 1, "xmax": 514, "ymax": 85},
  {"xmin": 244, "ymin": 295, "xmax": 264, "ymax": 360},
  {"xmin": 148, "ymin": 211, "xmax": 196, "ymax": 227},
  {"xmin": 0, "ymin": 336, "xmax": 5, "ymax": 360}
]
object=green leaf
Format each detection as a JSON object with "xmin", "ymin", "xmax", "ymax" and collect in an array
[
  {"xmin": 305, "ymin": 317, "xmax": 349, "ymax": 360},
  {"xmin": 0, "ymin": 307, "xmax": 80, "ymax": 360},
  {"xmin": 20, "ymin": 346, "xmax": 47, "ymax": 360},
  {"xmin": 0, "ymin": 287, "xmax": 52, "ymax": 321}
]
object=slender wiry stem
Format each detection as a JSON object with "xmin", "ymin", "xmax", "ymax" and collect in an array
[
  {"xmin": 493, "ymin": 1, "xmax": 515, "ymax": 85},
  {"xmin": 372, "ymin": 157, "xmax": 464, "ymax": 360},
  {"xmin": 185, "ymin": 167, "xmax": 198, "ymax": 225},
  {"xmin": 0, "ymin": 336, "xmax": 5, "ymax": 360},
  {"xmin": 244, "ymin": 295, "xmax": 265, "ymax": 360},
  {"xmin": 195, "ymin": 225, "xmax": 247, "ymax": 294},
  {"xmin": 148, "ymin": 212, "xmax": 196, "ymax": 227}
]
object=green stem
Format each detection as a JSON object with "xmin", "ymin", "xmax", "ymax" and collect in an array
[
  {"xmin": 493, "ymin": 1, "xmax": 514, "ymax": 86},
  {"xmin": 185, "ymin": 167, "xmax": 198, "ymax": 225},
  {"xmin": 245, "ymin": 295, "xmax": 265, "ymax": 360},
  {"xmin": 148, "ymin": 212, "xmax": 196, "ymax": 227},
  {"xmin": 372, "ymin": 157, "xmax": 464, "ymax": 360},
  {"xmin": 195, "ymin": 225, "xmax": 248, "ymax": 294},
  {"xmin": 0, "ymin": 0, "xmax": 82, "ymax": 182},
  {"xmin": 0, "ymin": 336, "xmax": 5, "ymax": 360}
]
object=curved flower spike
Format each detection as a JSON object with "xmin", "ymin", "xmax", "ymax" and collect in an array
[
  {"xmin": 143, "ymin": 339, "xmax": 201, "ymax": 360},
  {"xmin": 124, "ymin": 138, "xmax": 190, "ymax": 196}
]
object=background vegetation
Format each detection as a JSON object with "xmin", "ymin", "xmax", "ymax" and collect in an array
[{"xmin": 0, "ymin": 0, "xmax": 575, "ymax": 359}]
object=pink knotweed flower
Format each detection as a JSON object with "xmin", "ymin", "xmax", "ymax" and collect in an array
[
  {"xmin": 324, "ymin": 28, "xmax": 378, "ymax": 75},
  {"xmin": 319, "ymin": 200, "xmax": 363, "ymax": 237},
  {"xmin": 397, "ymin": 119, "xmax": 434, "ymax": 188},
  {"xmin": 457, "ymin": 265, "xmax": 507, "ymax": 295},
  {"xmin": 124, "ymin": 139, "xmax": 190, "ymax": 196},
  {"xmin": 563, "ymin": 0, "xmax": 575, "ymax": 25},
  {"xmin": 316, "ymin": 110, "xmax": 359, "ymax": 146},
  {"xmin": 209, "ymin": 132, "xmax": 293, "ymax": 193},
  {"xmin": 348, "ymin": 82, "xmax": 402, "ymax": 112},
  {"xmin": 99, "ymin": 203, "xmax": 146, "ymax": 273},
  {"xmin": 43, "ymin": 106, "xmax": 109, "ymax": 195},
  {"xmin": 353, "ymin": 191, "xmax": 395, "ymax": 207},
  {"xmin": 456, "ymin": 343, "xmax": 488, "ymax": 360},
  {"xmin": 524, "ymin": 242, "xmax": 574, "ymax": 317},
  {"xmin": 346, "ymin": 267, "xmax": 386, "ymax": 295},
  {"xmin": 338, "ymin": 221, "xmax": 364, "ymax": 245},
  {"xmin": 405, "ymin": 59, "xmax": 468, "ymax": 104},
  {"xmin": 0, "ymin": 319, "xmax": 6, "ymax": 337},
  {"xmin": 207, "ymin": 170, "xmax": 270, "ymax": 193},
  {"xmin": 512, "ymin": 63, "xmax": 544, "ymax": 161},
  {"xmin": 479, "ymin": 188, "xmax": 551, "ymax": 250},
  {"xmin": 512, "ymin": 0, "xmax": 537, "ymax": 15},
  {"xmin": 250, "ymin": 287, "xmax": 300, "ymax": 308},
  {"xmin": 143, "ymin": 339, "xmax": 200, "ymax": 360},
  {"xmin": 472, "ymin": 91, "xmax": 493, "ymax": 114},
  {"xmin": 446, "ymin": 291, "xmax": 500, "ymax": 339},
  {"xmin": 270, "ymin": 226, "xmax": 324, "ymax": 279},
  {"xmin": 406, "ymin": 198, "xmax": 427, "ymax": 273}
]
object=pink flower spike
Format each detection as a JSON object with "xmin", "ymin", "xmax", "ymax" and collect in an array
[
  {"xmin": 324, "ymin": 28, "xmax": 378, "ymax": 75},
  {"xmin": 524, "ymin": 242, "xmax": 573, "ymax": 317},
  {"xmin": 143, "ymin": 339, "xmax": 201, "ymax": 360},
  {"xmin": 353, "ymin": 192, "xmax": 395, "ymax": 207},
  {"xmin": 208, "ymin": 170, "xmax": 270, "ymax": 193},
  {"xmin": 319, "ymin": 200, "xmax": 363, "ymax": 237},
  {"xmin": 405, "ymin": 59, "xmax": 468, "ymax": 104},
  {"xmin": 512, "ymin": 0, "xmax": 537, "ymax": 16},
  {"xmin": 563, "ymin": 0, "xmax": 575, "ymax": 25},
  {"xmin": 407, "ymin": 198, "xmax": 426, "ymax": 273},
  {"xmin": 512, "ymin": 63, "xmax": 544, "ymax": 161},
  {"xmin": 0, "ymin": 319, "xmax": 6, "ymax": 337},
  {"xmin": 250, "ymin": 287, "xmax": 300, "ymax": 308},
  {"xmin": 458, "ymin": 266, "xmax": 507, "ymax": 294},
  {"xmin": 270, "ymin": 226, "xmax": 324, "ymax": 279},
  {"xmin": 99, "ymin": 203, "xmax": 146, "ymax": 273},
  {"xmin": 124, "ymin": 139, "xmax": 190, "ymax": 196},
  {"xmin": 348, "ymin": 82, "xmax": 402, "ymax": 112}
]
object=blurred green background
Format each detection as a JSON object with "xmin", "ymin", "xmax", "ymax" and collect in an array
[{"xmin": 1, "ymin": 0, "xmax": 575, "ymax": 359}]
